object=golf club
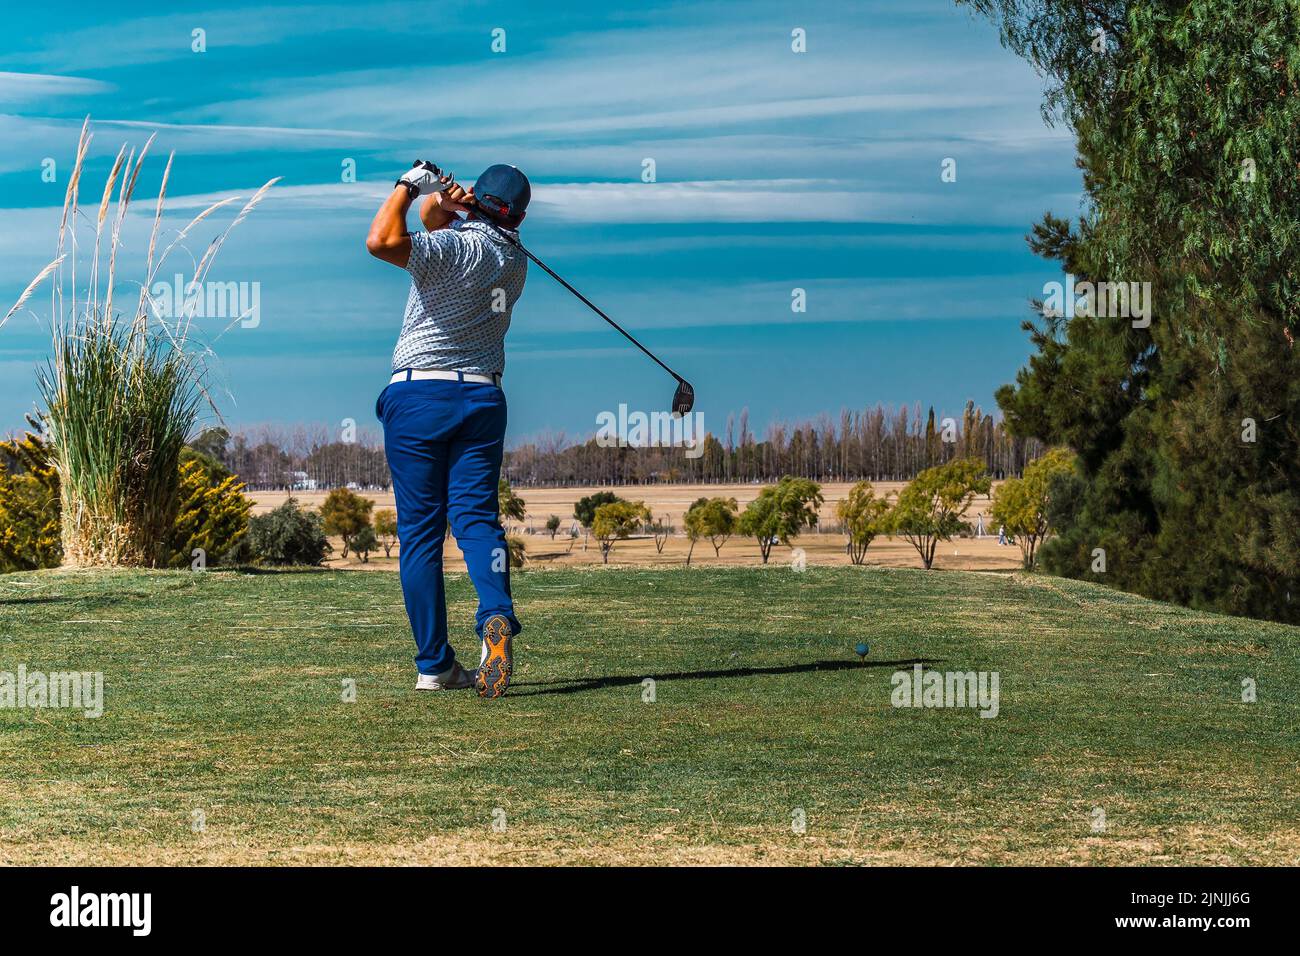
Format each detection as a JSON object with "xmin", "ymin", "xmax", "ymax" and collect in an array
[{"xmin": 424, "ymin": 164, "xmax": 695, "ymax": 415}]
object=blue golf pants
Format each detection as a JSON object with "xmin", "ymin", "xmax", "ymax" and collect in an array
[{"xmin": 377, "ymin": 377, "xmax": 520, "ymax": 675}]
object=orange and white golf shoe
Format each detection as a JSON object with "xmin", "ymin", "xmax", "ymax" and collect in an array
[{"xmin": 476, "ymin": 614, "xmax": 513, "ymax": 699}]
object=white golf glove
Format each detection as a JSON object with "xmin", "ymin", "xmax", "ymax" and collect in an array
[{"xmin": 396, "ymin": 160, "xmax": 451, "ymax": 198}]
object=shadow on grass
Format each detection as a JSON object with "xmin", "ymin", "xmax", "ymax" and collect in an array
[
  {"xmin": 0, "ymin": 594, "xmax": 149, "ymax": 608},
  {"xmin": 523, "ymin": 551, "xmax": 573, "ymax": 562},
  {"xmin": 227, "ymin": 565, "xmax": 337, "ymax": 575},
  {"xmin": 510, "ymin": 658, "xmax": 941, "ymax": 696}
]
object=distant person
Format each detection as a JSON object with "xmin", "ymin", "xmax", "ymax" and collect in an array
[
  {"xmin": 997, "ymin": 524, "xmax": 1007, "ymax": 546},
  {"xmin": 365, "ymin": 161, "xmax": 532, "ymax": 699}
]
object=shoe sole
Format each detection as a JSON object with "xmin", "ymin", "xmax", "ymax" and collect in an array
[{"xmin": 476, "ymin": 615, "xmax": 512, "ymax": 699}]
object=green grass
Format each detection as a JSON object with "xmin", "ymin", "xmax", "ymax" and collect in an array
[{"xmin": 1, "ymin": 565, "xmax": 1296, "ymax": 865}]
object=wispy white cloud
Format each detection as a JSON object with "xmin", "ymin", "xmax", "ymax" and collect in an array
[
  {"xmin": 517, "ymin": 275, "xmax": 1050, "ymax": 335},
  {"xmin": 529, "ymin": 180, "xmax": 905, "ymax": 224},
  {"xmin": 509, "ymin": 346, "xmax": 653, "ymax": 361},
  {"xmin": 151, "ymin": 177, "xmax": 1073, "ymax": 227},
  {"xmin": 146, "ymin": 178, "xmax": 919, "ymax": 223},
  {"xmin": 191, "ymin": 26, "xmax": 1044, "ymax": 142},
  {"xmin": 99, "ymin": 117, "xmax": 375, "ymax": 142},
  {"xmin": 0, "ymin": 71, "xmax": 113, "ymax": 101},
  {"xmin": 0, "ymin": 113, "xmax": 381, "ymax": 175},
  {"xmin": 482, "ymin": 92, "xmax": 1026, "ymax": 137},
  {"xmin": 1, "ymin": 4, "xmax": 410, "ymax": 73}
]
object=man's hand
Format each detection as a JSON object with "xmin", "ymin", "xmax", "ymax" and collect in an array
[
  {"xmin": 421, "ymin": 179, "xmax": 475, "ymax": 231},
  {"xmin": 396, "ymin": 160, "xmax": 451, "ymax": 198},
  {"xmin": 433, "ymin": 180, "xmax": 474, "ymax": 215}
]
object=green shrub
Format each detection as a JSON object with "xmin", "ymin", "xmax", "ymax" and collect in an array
[
  {"xmin": 0, "ymin": 429, "xmax": 254, "ymax": 572},
  {"xmin": 247, "ymin": 498, "xmax": 331, "ymax": 566},
  {"xmin": 350, "ymin": 524, "xmax": 379, "ymax": 562},
  {"xmin": 591, "ymin": 500, "xmax": 650, "ymax": 564},
  {"xmin": 166, "ymin": 458, "xmax": 253, "ymax": 568},
  {"xmin": 0, "ymin": 428, "xmax": 61, "ymax": 572},
  {"xmin": 506, "ymin": 534, "xmax": 527, "ymax": 568},
  {"xmin": 574, "ymin": 491, "xmax": 621, "ymax": 528},
  {"xmin": 320, "ymin": 487, "xmax": 373, "ymax": 558},
  {"xmin": 498, "ymin": 478, "xmax": 526, "ymax": 524},
  {"xmin": 373, "ymin": 508, "xmax": 398, "ymax": 557}
]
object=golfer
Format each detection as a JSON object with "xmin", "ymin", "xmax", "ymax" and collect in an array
[{"xmin": 365, "ymin": 161, "xmax": 531, "ymax": 698}]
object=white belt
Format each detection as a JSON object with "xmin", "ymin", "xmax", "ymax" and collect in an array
[{"xmin": 390, "ymin": 369, "xmax": 501, "ymax": 386}]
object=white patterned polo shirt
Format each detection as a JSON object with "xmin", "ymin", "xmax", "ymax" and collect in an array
[{"xmin": 392, "ymin": 218, "xmax": 528, "ymax": 376}]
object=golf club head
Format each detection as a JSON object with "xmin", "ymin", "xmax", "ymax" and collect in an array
[{"xmin": 672, "ymin": 379, "xmax": 695, "ymax": 416}]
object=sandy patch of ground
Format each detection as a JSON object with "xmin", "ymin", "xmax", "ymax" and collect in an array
[{"xmin": 250, "ymin": 481, "xmax": 1024, "ymax": 573}]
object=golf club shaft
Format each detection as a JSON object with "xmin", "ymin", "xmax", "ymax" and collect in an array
[{"xmin": 470, "ymin": 208, "xmax": 686, "ymax": 384}]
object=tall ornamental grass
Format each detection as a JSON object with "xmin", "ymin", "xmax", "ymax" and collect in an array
[{"xmin": 1, "ymin": 118, "xmax": 277, "ymax": 566}]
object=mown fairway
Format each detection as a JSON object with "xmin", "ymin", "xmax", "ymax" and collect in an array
[{"xmin": 0, "ymin": 565, "xmax": 1296, "ymax": 865}]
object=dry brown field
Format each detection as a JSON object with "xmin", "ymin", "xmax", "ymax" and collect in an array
[{"xmin": 251, "ymin": 481, "xmax": 1023, "ymax": 573}]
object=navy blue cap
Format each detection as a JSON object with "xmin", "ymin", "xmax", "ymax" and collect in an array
[{"xmin": 474, "ymin": 164, "xmax": 531, "ymax": 221}]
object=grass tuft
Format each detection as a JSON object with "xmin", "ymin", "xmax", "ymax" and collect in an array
[{"xmin": 2, "ymin": 118, "xmax": 276, "ymax": 567}]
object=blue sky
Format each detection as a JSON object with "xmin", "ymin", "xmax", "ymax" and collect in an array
[{"xmin": 0, "ymin": 0, "xmax": 1081, "ymax": 445}]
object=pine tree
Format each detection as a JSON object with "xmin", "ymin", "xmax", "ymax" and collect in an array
[{"xmin": 973, "ymin": 0, "xmax": 1300, "ymax": 621}]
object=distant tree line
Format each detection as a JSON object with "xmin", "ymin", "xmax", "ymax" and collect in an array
[
  {"xmin": 503, "ymin": 402, "xmax": 1043, "ymax": 486},
  {"xmin": 188, "ymin": 401, "xmax": 1042, "ymax": 493},
  {"xmin": 193, "ymin": 425, "xmax": 391, "ymax": 491}
]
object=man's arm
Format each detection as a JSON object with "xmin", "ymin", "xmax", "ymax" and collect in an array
[
  {"xmin": 365, "ymin": 186, "xmax": 414, "ymax": 268},
  {"xmin": 369, "ymin": 165, "xmax": 475, "ymax": 267},
  {"xmin": 366, "ymin": 161, "xmax": 464, "ymax": 267}
]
